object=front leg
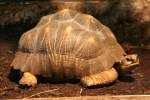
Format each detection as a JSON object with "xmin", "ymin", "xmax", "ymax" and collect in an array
[
  {"xmin": 19, "ymin": 72, "xmax": 37, "ymax": 86},
  {"xmin": 81, "ymin": 68, "xmax": 118, "ymax": 87}
]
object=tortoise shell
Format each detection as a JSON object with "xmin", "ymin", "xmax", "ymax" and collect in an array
[{"xmin": 11, "ymin": 9, "xmax": 126, "ymax": 80}]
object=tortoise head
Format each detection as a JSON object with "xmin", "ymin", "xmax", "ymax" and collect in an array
[{"xmin": 119, "ymin": 54, "xmax": 139, "ymax": 70}]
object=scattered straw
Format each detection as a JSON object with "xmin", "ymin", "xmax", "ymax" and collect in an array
[{"xmin": 23, "ymin": 88, "xmax": 59, "ymax": 99}]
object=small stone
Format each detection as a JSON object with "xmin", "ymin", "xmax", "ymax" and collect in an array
[
  {"xmin": 0, "ymin": 76, "xmax": 2, "ymax": 81},
  {"xmin": 14, "ymin": 87, "xmax": 21, "ymax": 92},
  {"xmin": 4, "ymin": 60, "xmax": 9, "ymax": 64},
  {"xmin": 7, "ymin": 50, "xmax": 14, "ymax": 54},
  {"xmin": 134, "ymin": 73, "xmax": 144, "ymax": 78},
  {"xmin": 0, "ymin": 57, "xmax": 5, "ymax": 61},
  {"xmin": 0, "ymin": 91, "xmax": 7, "ymax": 96},
  {"xmin": 130, "ymin": 86, "xmax": 135, "ymax": 90},
  {"xmin": 0, "ymin": 72, "xmax": 2, "ymax": 76},
  {"xmin": 25, "ymin": 2, "xmax": 31, "ymax": 5}
]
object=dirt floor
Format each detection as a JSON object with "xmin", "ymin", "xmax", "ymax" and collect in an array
[{"xmin": 0, "ymin": 32, "xmax": 150, "ymax": 99}]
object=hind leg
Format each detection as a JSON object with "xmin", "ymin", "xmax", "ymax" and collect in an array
[
  {"xmin": 19, "ymin": 72, "xmax": 37, "ymax": 86},
  {"xmin": 81, "ymin": 68, "xmax": 118, "ymax": 87}
]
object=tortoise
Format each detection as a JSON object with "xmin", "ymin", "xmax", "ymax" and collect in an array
[{"xmin": 11, "ymin": 9, "xmax": 139, "ymax": 87}]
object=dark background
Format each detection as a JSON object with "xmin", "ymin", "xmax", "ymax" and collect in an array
[{"xmin": 0, "ymin": 0, "xmax": 150, "ymax": 45}]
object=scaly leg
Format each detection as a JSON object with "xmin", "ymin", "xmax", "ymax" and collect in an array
[
  {"xmin": 19, "ymin": 72, "xmax": 37, "ymax": 86},
  {"xmin": 81, "ymin": 68, "xmax": 118, "ymax": 87}
]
